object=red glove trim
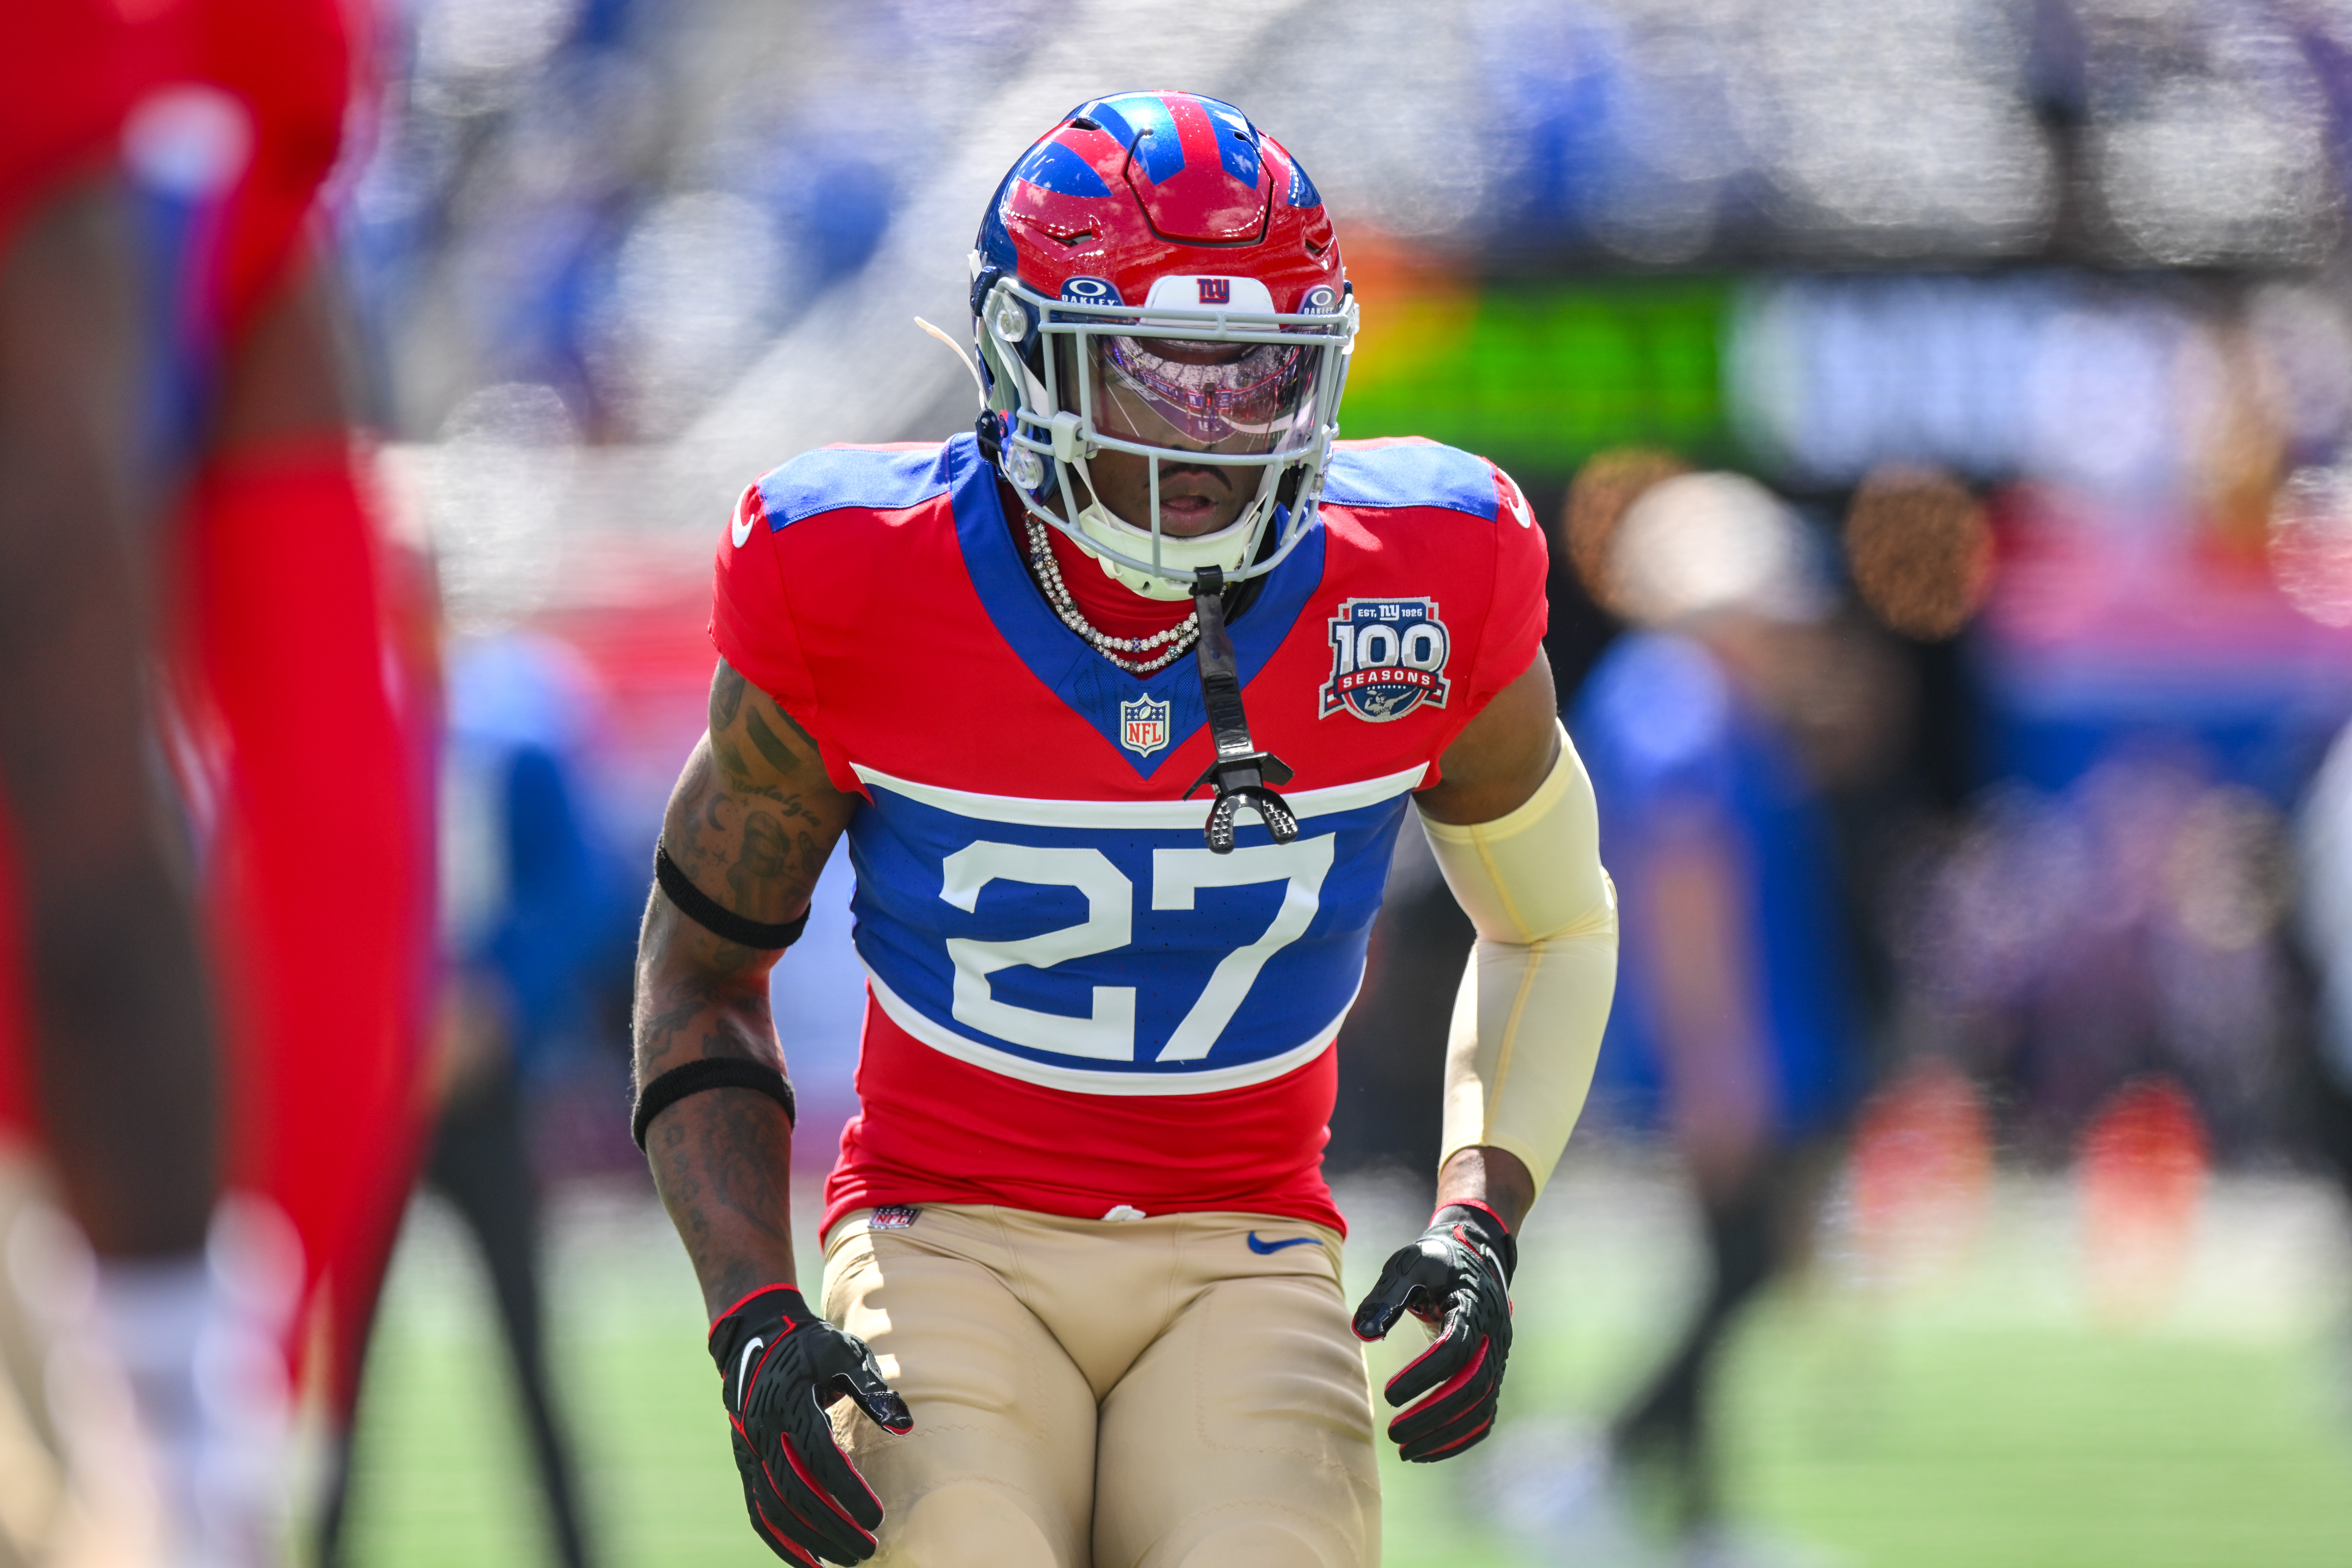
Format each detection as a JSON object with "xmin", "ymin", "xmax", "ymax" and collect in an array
[
  {"xmin": 777, "ymin": 1430, "xmax": 881, "ymax": 1535},
  {"xmin": 710, "ymin": 1281, "xmax": 803, "ymax": 1332},
  {"xmin": 743, "ymin": 1339, "xmax": 782, "ymax": 1403},
  {"xmin": 1431, "ymin": 1197, "xmax": 1513, "ymax": 1236},
  {"xmin": 737, "ymin": 1413, "xmax": 875, "ymax": 1553},
  {"xmin": 752, "ymin": 1501, "xmax": 823, "ymax": 1568},
  {"xmin": 1386, "ymin": 1334, "xmax": 1490, "ymax": 1408},
  {"xmin": 1414, "ymin": 1411, "xmax": 1495, "ymax": 1460}
]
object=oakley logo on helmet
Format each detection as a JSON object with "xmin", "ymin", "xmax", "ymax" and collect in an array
[
  {"xmin": 1320, "ymin": 600, "xmax": 1453, "ymax": 723},
  {"xmin": 1061, "ymin": 276, "xmax": 1121, "ymax": 304},
  {"xmin": 1197, "ymin": 278, "xmax": 1231, "ymax": 305},
  {"xmin": 1301, "ymin": 285, "xmax": 1338, "ymax": 314}
]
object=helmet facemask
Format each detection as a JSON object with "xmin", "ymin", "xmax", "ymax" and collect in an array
[{"xmin": 977, "ymin": 273, "xmax": 1355, "ymax": 600}]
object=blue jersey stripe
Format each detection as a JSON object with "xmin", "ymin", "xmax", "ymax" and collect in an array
[
  {"xmin": 1322, "ymin": 443, "xmax": 1498, "ymax": 520},
  {"xmin": 757, "ymin": 445, "xmax": 952, "ymax": 530},
  {"xmin": 844, "ymin": 768, "xmax": 1418, "ymax": 1093}
]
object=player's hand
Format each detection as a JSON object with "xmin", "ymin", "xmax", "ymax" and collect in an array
[
  {"xmin": 708, "ymin": 1284, "xmax": 912, "ymax": 1565},
  {"xmin": 1350, "ymin": 1202, "xmax": 1516, "ymax": 1462}
]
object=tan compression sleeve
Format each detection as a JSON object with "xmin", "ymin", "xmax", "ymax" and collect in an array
[{"xmin": 1419, "ymin": 721, "xmax": 1619, "ymax": 1200}]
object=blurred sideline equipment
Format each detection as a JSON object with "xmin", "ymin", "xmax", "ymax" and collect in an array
[
  {"xmin": 633, "ymin": 89, "xmax": 1613, "ymax": 1567},
  {"xmin": 0, "ymin": 1, "xmax": 432, "ymax": 1561}
]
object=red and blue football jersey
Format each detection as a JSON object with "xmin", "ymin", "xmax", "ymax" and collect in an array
[{"xmin": 711, "ymin": 433, "xmax": 1547, "ymax": 1236}]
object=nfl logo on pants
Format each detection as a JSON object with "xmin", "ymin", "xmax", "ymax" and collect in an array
[{"xmin": 1120, "ymin": 693, "xmax": 1170, "ymax": 757}]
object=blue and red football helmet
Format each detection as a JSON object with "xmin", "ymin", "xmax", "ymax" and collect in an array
[{"xmin": 969, "ymin": 90, "xmax": 1356, "ymax": 599}]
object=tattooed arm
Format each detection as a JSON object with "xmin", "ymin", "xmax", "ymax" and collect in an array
[{"xmin": 635, "ymin": 659, "xmax": 859, "ymax": 1315}]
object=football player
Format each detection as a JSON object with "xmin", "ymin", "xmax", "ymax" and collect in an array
[{"xmin": 632, "ymin": 90, "xmax": 1619, "ymax": 1568}]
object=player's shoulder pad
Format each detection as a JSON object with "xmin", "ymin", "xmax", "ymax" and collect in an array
[
  {"xmin": 750, "ymin": 441, "xmax": 952, "ymax": 533},
  {"xmin": 1323, "ymin": 437, "xmax": 1520, "ymax": 523}
]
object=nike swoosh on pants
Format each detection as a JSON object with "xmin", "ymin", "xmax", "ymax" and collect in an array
[{"xmin": 1246, "ymin": 1232, "xmax": 1320, "ymax": 1255}]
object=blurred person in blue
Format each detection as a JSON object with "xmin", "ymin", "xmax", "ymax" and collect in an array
[
  {"xmin": 2292, "ymin": 717, "xmax": 2352, "ymax": 1371},
  {"xmin": 322, "ymin": 632, "xmax": 634, "ymax": 1568},
  {"xmin": 1569, "ymin": 471, "xmax": 1869, "ymax": 1552}
]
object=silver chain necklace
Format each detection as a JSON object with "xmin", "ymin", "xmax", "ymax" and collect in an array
[{"xmin": 1023, "ymin": 515, "xmax": 1199, "ymax": 675}]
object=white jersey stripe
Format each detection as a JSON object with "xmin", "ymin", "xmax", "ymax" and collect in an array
[
  {"xmin": 862, "ymin": 967, "xmax": 1356, "ymax": 1096},
  {"xmin": 849, "ymin": 763, "xmax": 1427, "ymax": 831}
]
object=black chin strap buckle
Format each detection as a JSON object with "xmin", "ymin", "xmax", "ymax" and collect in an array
[{"xmin": 1185, "ymin": 567, "xmax": 1297, "ymax": 854}]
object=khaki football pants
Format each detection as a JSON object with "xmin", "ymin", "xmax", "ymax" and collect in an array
[{"xmin": 821, "ymin": 1205, "xmax": 1379, "ymax": 1568}]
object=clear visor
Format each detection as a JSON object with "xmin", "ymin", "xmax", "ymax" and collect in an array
[{"xmin": 1086, "ymin": 334, "xmax": 1321, "ymax": 456}]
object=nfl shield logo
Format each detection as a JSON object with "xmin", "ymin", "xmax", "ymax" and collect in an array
[{"xmin": 1120, "ymin": 693, "xmax": 1171, "ymax": 757}]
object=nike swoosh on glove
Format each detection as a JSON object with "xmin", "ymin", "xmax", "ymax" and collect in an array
[
  {"xmin": 1349, "ymin": 1201, "xmax": 1516, "ymax": 1462},
  {"xmin": 708, "ymin": 1284, "xmax": 913, "ymax": 1565}
]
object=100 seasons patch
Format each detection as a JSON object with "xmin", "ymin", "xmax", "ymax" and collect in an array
[{"xmin": 1320, "ymin": 598, "xmax": 1452, "ymax": 723}]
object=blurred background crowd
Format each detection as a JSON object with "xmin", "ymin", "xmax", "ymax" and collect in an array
[
  {"xmin": 14, "ymin": 0, "xmax": 2352, "ymax": 1565},
  {"xmin": 372, "ymin": 0, "xmax": 2352, "ymax": 1171}
]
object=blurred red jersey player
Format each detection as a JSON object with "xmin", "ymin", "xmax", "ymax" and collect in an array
[
  {"xmin": 167, "ymin": 0, "xmax": 437, "ymax": 1426},
  {"xmin": 0, "ymin": 0, "xmax": 432, "ymax": 1552},
  {"xmin": 3, "ymin": 5, "xmax": 244, "ymax": 1559}
]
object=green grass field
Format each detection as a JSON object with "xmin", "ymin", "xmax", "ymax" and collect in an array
[{"xmin": 335, "ymin": 1155, "xmax": 2352, "ymax": 1568}]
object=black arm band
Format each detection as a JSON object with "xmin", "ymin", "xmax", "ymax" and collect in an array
[
  {"xmin": 653, "ymin": 842, "xmax": 809, "ymax": 950},
  {"xmin": 632, "ymin": 1058, "xmax": 797, "ymax": 1150}
]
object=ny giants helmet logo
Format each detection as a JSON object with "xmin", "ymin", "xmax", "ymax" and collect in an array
[
  {"xmin": 1197, "ymin": 277, "xmax": 1231, "ymax": 304},
  {"xmin": 1320, "ymin": 599, "xmax": 1451, "ymax": 723},
  {"xmin": 1120, "ymin": 693, "xmax": 1172, "ymax": 756}
]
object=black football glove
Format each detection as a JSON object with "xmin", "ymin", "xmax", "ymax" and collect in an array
[
  {"xmin": 708, "ymin": 1284, "xmax": 913, "ymax": 1566},
  {"xmin": 1350, "ymin": 1201, "xmax": 1516, "ymax": 1462}
]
